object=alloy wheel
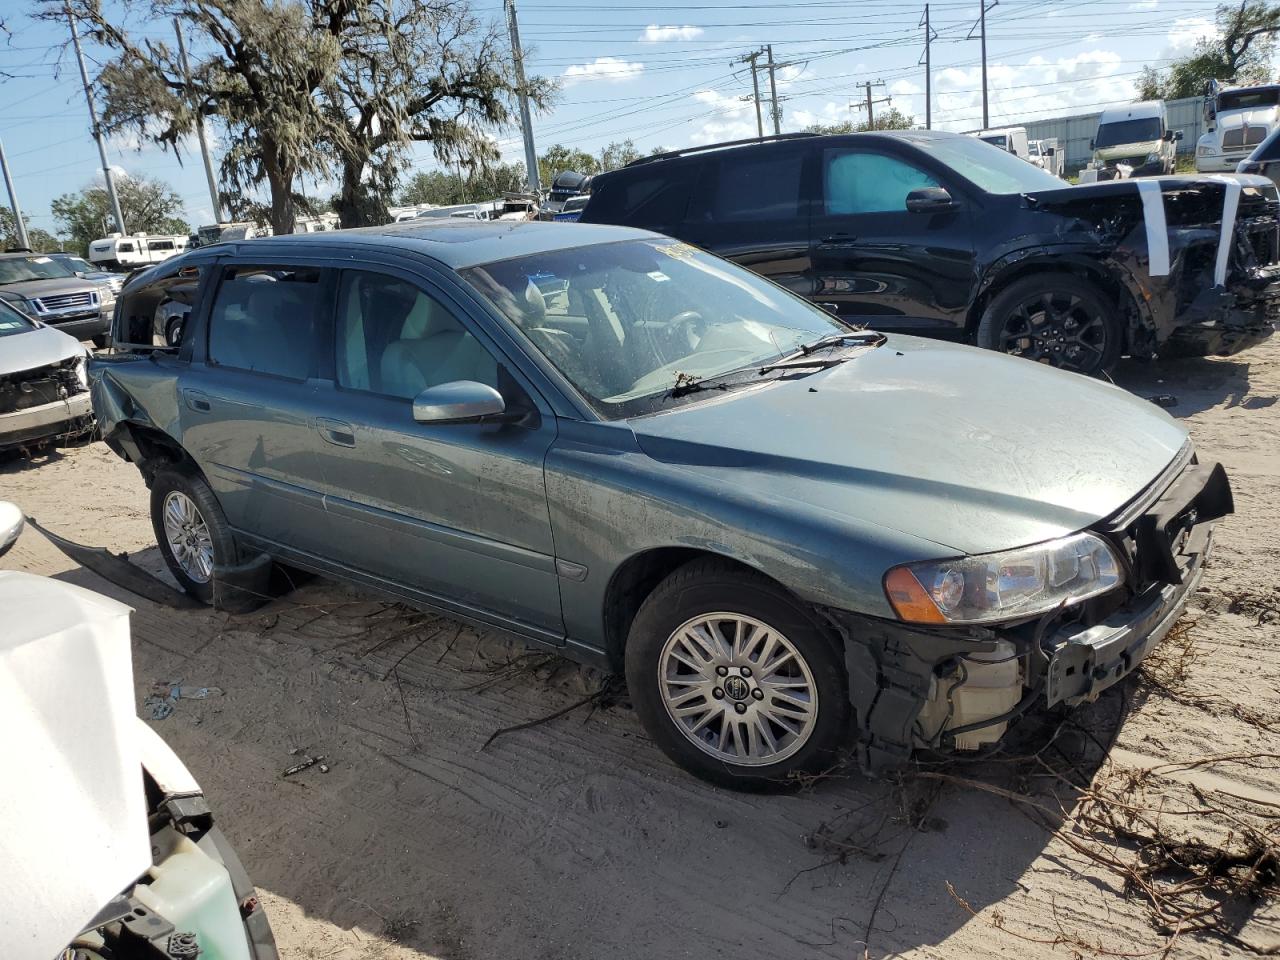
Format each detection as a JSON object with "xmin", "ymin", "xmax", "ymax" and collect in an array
[
  {"xmin": 658, "ymin": 612, "xmax": 818, "ymax": 766},
  {"xmin": 997, "ymin": 291, "xmax": 1110, "ymax": 373},
  {"xmin": 162, "ymin": 490, "xmax": 214, "ymax": 583}
]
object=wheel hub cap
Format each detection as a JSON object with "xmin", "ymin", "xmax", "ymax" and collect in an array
[
  {"xmin": 998, "ymin": 291, "xmax": 1108, "ymax": 373},
  {"xmin": 162, "ymin": 491, "xmax": 214, "ymax": 584},
  {"xmin": 658, "ymin": 613, "xmax": 818, "ymax": 767}
]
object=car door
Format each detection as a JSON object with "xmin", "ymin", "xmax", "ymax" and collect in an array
[
  {"xmin": 177, "ymin": 259, "xmax": 337, "ymax": 554},
  {"xmin": 302, "ymin": 264, "xmax": 565, "ymax": 641},
  {"xmin": 681, "ymin": 143, "xmax": 815, "ymax": 298},
  {"xmin": 810, "ymin": 145, "xmax": 977, "ymax": 335}
]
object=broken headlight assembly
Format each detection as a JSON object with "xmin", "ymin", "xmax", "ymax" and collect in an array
[{"xmin": 883, "ymin": 532, "xmax": 1124, "ymax": 625}]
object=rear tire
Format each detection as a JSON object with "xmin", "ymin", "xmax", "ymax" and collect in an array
[
  {"xmin": 976, "ymin": 274, "xmax": 1123, "ymax": 376},
  {"xmin": 624, "ymin": 559, "xmax": 850, "ymax": 791},
  {"xmin": 150, "ymin": 467, "xmax": 238, "ymax": 604}
]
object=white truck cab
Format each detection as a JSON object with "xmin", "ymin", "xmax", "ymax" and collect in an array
[
  {"xmin": 1090, "ymin": 101, "xmax": 1179, "ymax": 179},
  {"xmin": 977, "ymin": 126, "xmax": 1030, "ymax": 159},
  {"xmin": 1196, "ymin": 82, "xmax": 1280, "ymax": 173}
]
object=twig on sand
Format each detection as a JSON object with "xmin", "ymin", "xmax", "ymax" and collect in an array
[{"xmin": 480, "ymin": 676, "xmax": 620, "ymax": 751}]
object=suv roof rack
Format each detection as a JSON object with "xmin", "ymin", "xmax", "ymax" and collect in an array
[{"xmin": 624, "ymin": 132, "xmax": 820, "ymax": 168}]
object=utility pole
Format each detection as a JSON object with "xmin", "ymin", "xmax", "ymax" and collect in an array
[
  {"xmin": 919, "ymin": 4, "xmax": 936, "ymax": 130},
  {"xmin": 66, "ymin": 1, "xmax": 126, "ymax": 236},
  {"xmin": 733, "ymin": 49, "xmax": 765, "ymax": 139},
  {"xmin": 852, "ymin": 81, "xmax": 890, "ymax": 130},
  {"xmin": 174, "ymin": 18, "xmax": 222, "ymax": 224},
  {"xmin": 0, "ymin": 139, "xmax": 31, "ymax": 250},
  {"xmin": 765, "ymin": 44, "xmax": 782, "ymax": 135},
  {"xmin": 968, "ymin": 0, "xmax": 998, "ymax": 130},
  {"xmin": 504, "ymin": 0, "xmax": 540, "ymax": 194}
]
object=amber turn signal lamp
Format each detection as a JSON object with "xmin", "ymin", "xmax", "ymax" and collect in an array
[{"xmin": 883, "ymin": 567, "xmax": 948, "ymax": 624}]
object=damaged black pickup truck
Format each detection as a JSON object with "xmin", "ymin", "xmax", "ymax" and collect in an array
[{"xmin": 580, "ymin": 129, "xmax": 1280, "ymax": 375}]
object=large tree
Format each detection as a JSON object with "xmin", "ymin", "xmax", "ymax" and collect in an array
[
  {"xmin": 398, "ymin": 161, "xmax": 525, "ymax": 207},
  {"xmin": 1137, "ymin": 1, "xmax": 1280, "ymax": 100},
  {"xmin": 537, "ymin": 144, "xmax": 600, "ymax": 186},
  {"xmin": 323, "ymin": 0, "xmax": 549, "ymax": 227},
  {"xmin": 804, "ymin": 107, "xmax": 916, "ymax": 135},
  {"xmin": 51, "ymin": 174, "xmax": 189, "ymax": 256}
]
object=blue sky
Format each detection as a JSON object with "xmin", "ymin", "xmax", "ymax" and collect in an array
[{"xmin": 0, "ymin": 0, "xmax": 1232, "ymax": 237}]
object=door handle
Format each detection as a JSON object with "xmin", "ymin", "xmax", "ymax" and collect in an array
[
  {"xmin": 183, "ymin": 389, "xmax": 211, "ymax": 413},
  {"xmin": 316, "ymin": 418, "xmax": 356, "ymax": 447}
]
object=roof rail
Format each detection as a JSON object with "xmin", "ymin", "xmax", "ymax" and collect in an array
[{"xmin": 624, "ymin": 132, "xmax": 820, "ymax": 167}]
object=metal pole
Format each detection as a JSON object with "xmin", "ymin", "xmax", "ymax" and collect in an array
[
  {"xmin": 980, "ymin": 0, "xmax": 989, "ymax": 130},
  {"xmin": 67, "ymin": 1, "xmax": 126, "ymax": 235},
  {"xmin": 765, "ymin": 44, "xmax": 781, "ymax": 135},
  {"xmin": 0, "ymin": 139, "xmax": 31, "ymax": 250},
  {"xmin": 504, "ymin": 0, "xmax": 540, "ymax": 194},
  {"xmin": 925, "ymin": 6, "xmax": 933, "ymax": 130},
  {"xmin": 174, "ymin": 18, "xmax": 223, "ymax": 223},
  {"xmin": 749, "ymin": 52, "xmax": 764, "ymax": 139},
  {"xmin": 865, "ymin": 81, "xmax": 874, "ymax": 129}
]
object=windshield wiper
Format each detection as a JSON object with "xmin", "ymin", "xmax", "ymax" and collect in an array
[
  {"xmin": 792, "ymin": 330, "xmax": 886, "ymax": 356},
  {"xmin": 756, "ymin": 356, "xmax": 846, "ymax": 375}
]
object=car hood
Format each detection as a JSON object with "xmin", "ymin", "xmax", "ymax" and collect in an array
[
  {"xmin": 0, "ymin": 323, "xmax": 84, "ymax": 376},
  {"xmin": 0, "ymin": 276, "xmax": 98, "ymax": 299},
  {"xmin": 1217, "ymin": 107, "xmax": 1278, "ymax": 129},
  {"xmin": 0, "ymin": 571, "xmax": 150, "ymax": 960},
  {"xmin": 628, "ymin": 336, "xmax": 1188, "ymax": 556}
]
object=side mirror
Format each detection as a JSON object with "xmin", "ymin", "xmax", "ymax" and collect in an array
[
  {"xmin": 1046, "ymin": 147, "xmax": 1056, "ymax": 156},
  {"xmin": 74, "ymin": 270, "xmax": 86, "ymax": 278},
  {"xmin": 412, "ymin": 381, "xmax": 507, "ymax": 424},
  {"xmin": 0, "ymin": 502, "xmax": 23, "ymax": 560},
  {"xmin": 1174, "ymin": 130, "xmax": 1184, "ymax": 141},
  {"xmin": 1089, "ymin": 138, "xmax": 1096, "ymax": 150},
  {"xmin": 905, "ymin": 186, "xmax": 957, "ymax": 214}
]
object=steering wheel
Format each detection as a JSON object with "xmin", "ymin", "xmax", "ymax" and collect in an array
[{"xmin": 667, "ymin": 310, "xmax": 706, "ymax": 352}]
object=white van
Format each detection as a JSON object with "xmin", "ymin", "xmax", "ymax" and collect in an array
[
  {"xmin": 87, "ymin": 233, "xmax": 189, "ymax": 270},
  {"xmin": 1195, "ymin": 82, "xmax": 1280, "ymax": 173},
  {"xmin": 1090, "ymin": 101, "xmax": 1180, "ymax": 179},
  {"xmin": 977, "ymin": 127, "xmax": 1029, "ymax": 159}
]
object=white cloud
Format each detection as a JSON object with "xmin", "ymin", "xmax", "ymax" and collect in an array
[
  {"xmin": 639, "ymin": 24, "xmax": 703, "ymax": 43},
  {"xmin": 1168, "ymin": 16, "xmax": 1216, "ymax": 51},
  {"xmin": 562, "ymin": 57, "xmax": 645, "ymax": 85},
  {"xmin": 1129, "ymin": 0, "xmax": 1158, "ymax": 9},
  {"xmin": 690, "ymin": 88, "xmax": 760, "ymax": 143}
]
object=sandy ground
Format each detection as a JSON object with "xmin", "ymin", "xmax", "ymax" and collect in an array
[{"xmin": 3, "ymin": 339, "xmax": 1280, "ymax": 960}]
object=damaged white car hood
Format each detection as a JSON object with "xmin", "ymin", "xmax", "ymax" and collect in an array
[
  {"xmin": 0, "ymin": 571, "xmax": 151, "ymax": 960},
  {"xmin": 0, "ymin": 323, "xmax": 85, "ymax": 377}
]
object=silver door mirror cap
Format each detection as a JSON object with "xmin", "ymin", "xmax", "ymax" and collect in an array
[
  {"xmin": 0, "ymin": 501, "xmax": 24, "ymax": 559},
  {"xmin": 412, "ymin": 381, "xmax": 507, "ymax": 423}
]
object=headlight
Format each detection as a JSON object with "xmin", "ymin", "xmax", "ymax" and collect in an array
[
  {"xmin": 73, "ymin": 353, "xmax": 89, "ymax": 386},
  {"xmin": 1198, "ymin": 144, "xmax": 1219, "ymax": 157},
  {"xmin": 883, "ymin": 532, "xmax": 1124, "ymax": 625},
  {"xmin": 1145, "ymin": 152, "xmax": 1161, "ymax": 164},
  {"xmin": 24, "ymin": 297, "xmax": 44, "ymax": 315}
]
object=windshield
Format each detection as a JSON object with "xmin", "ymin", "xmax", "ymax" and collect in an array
[
  {"xmin": 929, "ymin": 136, "xmax": 1064, "ymax": 193},
  {"xmin": 1094, "ymin": 117, "xmax": 1162, "ymax": 148},
  {"xmin": 0, "ymin": 300, "xmax": 35, "ymax": 334},
  {"xmin": 1219, "ymin": 88, "xmax": 1280, "ymax": 112},
  {"xmin": 1028, "ymin": 141, "xmax": 1042, "ymax": 156},
  {"xmin": 979, "ymin": 134, "xmax": 1008, "ymax": 149},
  {"xmin": 0, "ymin": 255, "xmax": 77, "ymax": 286},
  {"xmin": 463, "ymin": 238, "xmax": 851, "ymax": 418}
]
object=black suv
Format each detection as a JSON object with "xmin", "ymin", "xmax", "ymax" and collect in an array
[{"xmin": 580, "ymin": 130, "xmax": 1280, "ymax": 374}]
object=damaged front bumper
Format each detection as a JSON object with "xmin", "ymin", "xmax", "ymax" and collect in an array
[
  {"xmin": 1165, "ymin": 263, "xmax": 1280, "ymax": 356},
  {"xmin": 0, "ymin": 391, "xmax": 93, "ymax": 449},
  {"xmin": 829, "ymin": 458, "xmax": 1231, "ymax": 773}
]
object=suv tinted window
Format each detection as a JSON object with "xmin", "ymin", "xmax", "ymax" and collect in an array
[
  {"xmin": 703, "ymin": 149, "xmax": 803, "ymax": 222},
  {"xmin": 824, "ymin": 150, "xmax": 939, "ymax": 215},
  {"xmin": 586, "ymin": 163, "xmax": 697, "ymax": 229},
  {"xmin": 335, "ymin": 270, "xmax": 498, "ymax": 400},
  {"xmin": 208, "ymin": 266, "xmax": 321, "ymax": 379}
]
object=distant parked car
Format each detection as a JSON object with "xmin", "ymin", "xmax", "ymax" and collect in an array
[
  {"xmin": 0, "ymin": 503, "xmax": 277, "ymax": 959},
  {"xmin": 580, "ymin": 130, "xmax": 1279, "ymax": 374},
  {"xmin": 0, "ymin": 250, "xmax": 110, "ymax": 346},
  {"xmin": 977, "ymin": 126, "xmax": 1029, "ymax": 159},
  {"xmin": 0, "ymin": 298, "xmax": 93, "ymax": 453},
  {"xmin": 94, "ymin": 221, "xmax": 1231, "ymax": 788},
  {"xmin": 1091, "ymin": 101, "xmax": 1180, "ymax": 179},
  {"xmin": 552, "ymin": 194, "xmax": 590, "ymax": 222}
]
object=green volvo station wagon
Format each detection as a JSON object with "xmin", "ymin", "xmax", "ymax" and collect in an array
[{"xmin": 93, "ymin": 220, "xmax": 1231, "ymax": 789}]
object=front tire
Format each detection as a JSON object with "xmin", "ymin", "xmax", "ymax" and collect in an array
[
  {"xmin": 624, "ymin": 559, "xmax": 850, "ymax": 791},
  {"xmin": 150, "ymin": 467, "xmax": 238, "ymax": 604},
  {"xmin": 976, "ymin": 274, "xmax": 1123, "ymax": 376}
]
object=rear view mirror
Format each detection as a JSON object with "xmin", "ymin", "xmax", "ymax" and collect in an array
[
  {"xmin": 0, "ymin": 502, "xmax": 24, "ymax": 559},
  {"xmin": 412, "ymin": 381, "xmax": 507, "ymax": 424},
  {"xmin": 1089, "ymin": 138, "xmax": 1095, "ymax": 150},
  {"xmin": 905, "ymin": 187, "xmax": 957, "ymax": 214}
]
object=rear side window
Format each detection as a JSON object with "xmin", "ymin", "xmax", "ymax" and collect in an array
[
  {"xmin": 207, "ymin": 265, "xmax": 322, "ymax": 379},
  {"xmin": 702, "ymin": 149, "xmax": 804, "ymax": 222},
  {"xmin": 586, "ymin": 164, "xmax": 697, "ymax": 229},
  {"xmin": 823, "ymin": 150, "xmax": 939, "ymax": 215},
  {"xmin": 115, "ymin": 263, "xmax": 207, "ymax": 348}
]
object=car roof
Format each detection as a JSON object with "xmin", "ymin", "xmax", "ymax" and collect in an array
[
  {"xmin": 204, "ymin": 219, "xmax": 655, "ymax": 269},
  {"xmin": 1098, "ymin": 101, "xmax": 1164, "ymax": 121}
]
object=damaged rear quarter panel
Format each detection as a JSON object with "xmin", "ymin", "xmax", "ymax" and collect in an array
[{"xmin": 90, "ymin": 354, "xmax": 186, "ymax": 464}]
